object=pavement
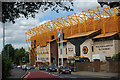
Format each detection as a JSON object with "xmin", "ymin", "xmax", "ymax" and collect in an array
[
  {"xmin": 71, "ymin": 71, "xmax": 119, "ymax": 78},
  {"xmin": 7, "ymin": 68, "xmax": 27, "ymax": 78}
]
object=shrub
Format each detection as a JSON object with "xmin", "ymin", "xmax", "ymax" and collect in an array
[
  {"xmin": 2, "ymin": 55, "xmax": 12, "ymax": 78},
  {"xmin": 112, "ymin": 52, "xmax": 120, "ymax": 61}
]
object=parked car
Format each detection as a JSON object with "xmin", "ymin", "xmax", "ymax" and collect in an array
[
  {"xmin": 17, "ymin": 65, "xmax": 21, "ymax": 69},
  {"xmin": 30, "ymin": 65, "xmax": 35, "ymax": 69},
  {"xmin": 39, "ymin": 65, "xmax": 46, "ymax": 70},
  {"xmin": 26, "ymin": 66, "xmax": 31, "ymax": 70},
  {"xmin": 58, "ymin": 66, "xmax": 72, "ymax": 74},
  {"xmin": 33, "ymin": 65, "xmax": 36, "ymax": 68},
  {"xmin": 47, "ymin": 66, "xmax": 57, "ymax": 72},
  {"xmin": 22, "ymin": 65, "xmax": 26, "ymax": 70},
  {"xmin": 76, "ymin": 57, "xmax": 90, "ymax": 62}
]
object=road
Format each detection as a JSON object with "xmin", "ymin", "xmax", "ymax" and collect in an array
[
  {"xmin": 6, "ymin": 68, "xmax": 118, "ymax": 80},
  {"xmin": 24, "ymin": 70, "xmax": 117, "ymax": 80},
  {"xmin": 24, "ymin": 71, "xmax": 60, "ymax": 78},
  {"xmin": 24, "ymin": 67, "xmax": 93, "ymax": 79}
]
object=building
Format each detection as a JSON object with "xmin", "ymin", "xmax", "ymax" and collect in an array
[
  {"xmin": 36, "ymin": 43, "xmax": 50, "ymax": 65},
  {"xmin": 26, "ymin": 6, "xmax": 120, "ymax": 66},
  {"xmin": 58, "ymin": 40, "xmax": 75, "ymax": 66}
]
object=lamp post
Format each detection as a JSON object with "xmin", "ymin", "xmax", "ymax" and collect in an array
[
  {"xmin": 60, "ymin": 28, "xmax": 63, "ymax": 66},
  {"xmin": 3, "ymin": 23, "xmax": 5, "ymax": 49},
  {"xmin": 49, "ymin": 34, "xmax": 51, "ymax": 65},
  {"xmin": 58, "ymin": 30, "xmax": 60, "ymax": 67}
]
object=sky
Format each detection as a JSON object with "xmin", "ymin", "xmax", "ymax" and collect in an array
[{"xmin": 0, "ymin": 0, "xmax": 100, "ymax": 52}]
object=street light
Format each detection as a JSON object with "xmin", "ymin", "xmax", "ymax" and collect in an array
[
  {"xmin": 3, "ymin": 23, "xmax": 5, "ymax": 49},
  {"xmin": 60, "ymin": 28, "xmax": 63, "ymax": 66}
]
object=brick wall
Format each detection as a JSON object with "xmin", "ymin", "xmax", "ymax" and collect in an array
[
  {"xmin": 73, "ymin": 60, "xmax": 120, "ymax": 73},
  {"xmin": 100, "ymin": 60, "xmax": 120, "ymax": 73},
  {"xmin": 75, "ymin": 62, "xmax": 93, "ymax": 71},
  {"xmin": 50, "ymin": 40, "xmax": 58, "ymax": 65},
  {"xmin": 94, "ymin": 60, "xmax": 100, "ymax": 72},
  {"xmin": 108, "ymin": 60, "xmax": 120, "ymax": 73},
  {"xmin": 75, "ymin": 60, "xmax": 100, "ymax": 72}
]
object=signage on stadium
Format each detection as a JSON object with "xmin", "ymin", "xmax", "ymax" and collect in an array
[
  {"xmin": 96, "ymin": 44, "xmax": 113, "ymax": 51},
  {"xmin": 68, "ymin": 48, "xmax": 73, "ymax": 52},
  {"xmin": 82, "ymin": 46, "xmax": 88, "ymax": 54}
]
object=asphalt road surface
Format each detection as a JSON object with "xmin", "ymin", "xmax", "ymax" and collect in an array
[
  {"xmin": 24, "ymin": 70, "xmax": 118, "ymax": 80},
  {"xmin": 5, "ymin": 68, "xmax": 118, "ymax": 80}
]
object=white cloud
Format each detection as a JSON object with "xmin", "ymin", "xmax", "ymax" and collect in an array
[
  {"xmin": 74, "ymin": 0, "xmax": 98, "ymax": 2},
  {"xmin": 0, "ymin": 8, "xmax": 51, "ymax": 52},
  {"xmin": 73, "ymin": 0, "xmax": 100, "ymax": 12},
  {"xmin": 39, "ymin": 20, "xmax": 51, "ymax": 25}
]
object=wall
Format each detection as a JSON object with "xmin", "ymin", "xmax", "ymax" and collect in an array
[
  {"xmin": 100, "ymin": 60, "xmax": 120, "ymax": 73},
  {"xmin": 94, "ymin": 40, "xmax": 115, "ymax": 57},
  {"xmin": 68, "ymin": 37, "xmax": 87, "ymax": 56},
  {"xmin": 36, "ymin": 44, "xmax": 50, "ymax": 63},
  {"xmin": 80, "ymin": 39, "xmax": 119, "ymax": 61},
  {"xmin": 37, "ymin": 54, "xmax": 49, "ymax": 62},
  {"xmin": 113, "ymin": 40, "xmax": 120, "ymax": 55},
  {"xmin": 108, "ymin": 60, "xmax": 120, "ymax": 73},
  {"xmin": 30, "ymin": 49, "xmax": 35, "ymax": 65},
  {"xmin": 58, "ymin": 43, "xmax": 67, "ymax": 58},
  {"xmin": 75, "ymin": 60, "xmax": 100, "ymax": 72},
  {"xmin": 80, "ymin": 39, "xmax": 93, "ymax": 61},
  {"xmin": 67, "ymin": 42, "xmax": 75, "ymax": 57},
  {"xmin": 58, "ymin": 42, "xmax": 75, "ymax": 58},
  {"xmin": 50, "ymin": 40, "xmax": 58, "ymax": 64},
  {"xmin": 118, "ymin": 40, "xmax": 120, "ymax": 52}
]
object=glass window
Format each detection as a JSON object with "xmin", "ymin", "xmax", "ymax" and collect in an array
[
  {"xmin": 66, "ymin": 48, "xmax": 67, "ymax": 54},
  {"xmin": 92, "ymin": 46, "xmax": 94, "ymax": 52}
]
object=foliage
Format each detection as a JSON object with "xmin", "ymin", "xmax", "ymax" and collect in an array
[
  {"xmin": 2, "ymin": 2, "xmax": 74, "ymax": 23},
  {"xmin": 98, "ymin": 1, "xmax": 119, "ymax": 8},
  {"xmin": 3, "ymin": 44, "xmax": 15, "ymax": 61},
  {"xmin": 2, "ymin": 55, "xmax": 12, "ymax": 78},
  {"xmin": 112, "ymin": 52, "xmax": 120, "ymax": 60},
  {"xmin": 2, "ymin": 44, "xmax": 29, "ymax": 65},
  {"xmin": 97, "ymin": 1, "xmax": 120, "ymax": 16},
  {"xmin": 2, "ymin": 44, "xmax": 29, "ymax": 78},
  {"xmin": 14, "ymin": 47, "xmax": 29, "ymax": 65}
]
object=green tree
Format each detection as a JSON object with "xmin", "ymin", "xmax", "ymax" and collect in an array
[
  {"xmin": 3, "ymin": 44, "xmax": 15, "ymax": 61},
  {"xmin": 2, "ymin": 44, "xmax": 14, "ymax": 78},
  {"xmin": 2, "ymin": 44, "xmax": 29, "ymax": 78},
  {"xmin": 14, "ymin": 47, "xmax": 29, "ymax": 65},
  {"xmin": 2, "ymin": 55, "xmax": 12, "ymax": 78},
  {"xmin": 112, "ymin": 52, "xmax": 120, "ymax": 61},
  {"xmin": 97, "ymin": 1, "xmax": 120, "ymax": 16},
  {"xmin": 14, "ymin": 47, "xmax": 25, "ymax": 65},
  {"xmin": 97, "ymin": 1, "xmax": 119, "ymax": 8}
]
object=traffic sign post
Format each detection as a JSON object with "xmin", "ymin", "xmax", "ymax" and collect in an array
[{"xmin": 22, "ymin": 57, "xmax": 25, "ymax": 63}]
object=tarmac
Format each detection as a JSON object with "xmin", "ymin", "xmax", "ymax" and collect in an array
[{"xmin": 6, "ymin": 67, "xmax": 120, "ymax": 80}]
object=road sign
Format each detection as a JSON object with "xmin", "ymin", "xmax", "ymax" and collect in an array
[{"xmin": 22, "ymin": 57, "xmax": 25, "ymax": 63}]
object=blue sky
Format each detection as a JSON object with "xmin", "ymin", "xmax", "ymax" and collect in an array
[{"xmin": 0, "ymin": 0, "xmax": 100, "ymax": 52}]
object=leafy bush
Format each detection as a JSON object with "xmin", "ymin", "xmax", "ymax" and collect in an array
[
  {"xmin": 2, "ymin": 55, "xmax": 12, "ymax": 78},
  {"xmin": 112, "ymin": 52, "xmax": 120, "ymax": 60}
]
